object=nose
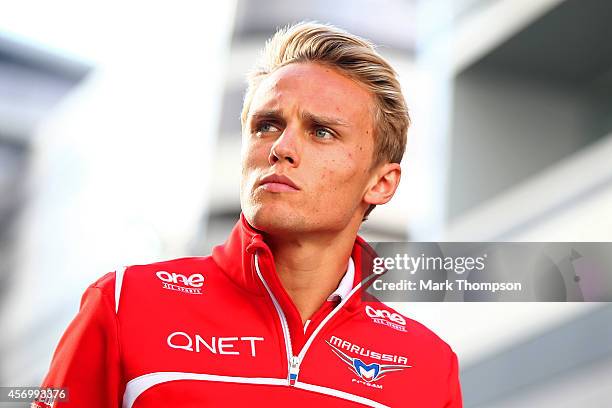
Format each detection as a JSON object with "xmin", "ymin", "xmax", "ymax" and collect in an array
[{"xmin": 268, "ymin": 127, "xmax": 301, "ymax": 167}]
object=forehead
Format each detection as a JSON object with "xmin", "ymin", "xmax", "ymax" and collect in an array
[{"xmin": 248, "ymin": 62, "xmax": 375, "ymax": 129}]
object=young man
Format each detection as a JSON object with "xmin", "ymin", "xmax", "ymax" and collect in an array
[{"xmin": 37, "ymin": 22, "xmax": 462, "ymax": 407}]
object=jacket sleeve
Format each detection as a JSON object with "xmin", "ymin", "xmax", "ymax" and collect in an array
[
  {"xmin": 34, "ymin": 278, "xmax": 123, "ymax": 408},
  {"xmin": 445, "ymin": 351, "xmax": 463, "ymax": 408}
]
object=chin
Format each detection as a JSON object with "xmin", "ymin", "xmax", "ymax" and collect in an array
[{"xmin": 243, "ymin": 202, "xmax": 306, "ymax": 235}]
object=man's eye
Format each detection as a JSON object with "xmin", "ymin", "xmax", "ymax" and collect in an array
[
  {"xmin": 256, "ymin": 122, "xmax": 280, "ymax": 133},
  {"xmin": 314, "ymin": 128, "xmax": 333, "ymax": 139}
]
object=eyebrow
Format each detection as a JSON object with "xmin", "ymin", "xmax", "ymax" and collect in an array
[
  {"xmin": 249, "ymin": 109, "xmax": 350, "ymax": 128},
  {"xmin": 250, "ymin": 110, "xmax": 283, "ymax": 122},
  {"xmin": 300, "ymin": 111, "xmax": 350, "ymax": 128}
]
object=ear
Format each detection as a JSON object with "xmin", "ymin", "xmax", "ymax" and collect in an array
[{"xmin": 363, "ymin": 163, "xmax": 401, "ymax": 206}]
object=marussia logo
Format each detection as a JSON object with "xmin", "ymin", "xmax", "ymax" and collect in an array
[
  {"xmin": 365, "ymin": 305, "xmax": 407, "ymax": 332},
  {"xmin": 156, "ymin": 270, "xmax": 204, "ymax": 295},
  {"xmin": 327, "ymin": 336, "xmax": 411, "ymax": 389}
]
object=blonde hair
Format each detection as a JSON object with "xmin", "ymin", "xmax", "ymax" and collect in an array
[{"xmin": 241, "ymin": 22, "xmax": 410, "ymax": 218}]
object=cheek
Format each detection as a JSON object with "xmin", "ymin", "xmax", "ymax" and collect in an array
[
  {"xmin": 315, "ymin": 151, "xmax": 365, "ymax": 194},
  {"xmin": 240, "ymin": 141, "xmax": 264, "ymax": 194},
  {"xmin": 241, "ymin": 139, "xmax": 269, "ymax": 171}
]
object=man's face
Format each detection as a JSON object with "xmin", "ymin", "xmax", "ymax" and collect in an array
[{"xmin": 240, "ymin": 62, "xmax": 377, "ymax": 235}]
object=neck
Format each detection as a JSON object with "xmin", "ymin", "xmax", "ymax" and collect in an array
[{"xmin": 265, "ymin": 221, "xmax": 361, "ymax": 324}]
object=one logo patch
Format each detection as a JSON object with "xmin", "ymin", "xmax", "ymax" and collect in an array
[
  {"xmin": 156, "ymin": 270, "xmax": 204, "ymax": 295},
  {"xmin": 365, "ymin": 305, "xmax": 407, "ymax": 332},
  {"xmin": 327, "ymin": 336, "xmax": 411, "ymax": 388}
]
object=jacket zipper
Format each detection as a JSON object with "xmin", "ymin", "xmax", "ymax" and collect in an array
[
  {"xmin": 294, "ymin": 273, "xmax": 376, "ymax": 378},
  {"xmin": 254, "ymin": 251, "xmax": 377, "ymax": 386},
  {"xmin": 254, "ymin": 252, "xmax": 297, "ymax": 385}
]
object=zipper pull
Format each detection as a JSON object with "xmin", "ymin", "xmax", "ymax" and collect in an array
[{"xmin": 289, "ymin": 355, "xmax": 300, "ymax": 385}]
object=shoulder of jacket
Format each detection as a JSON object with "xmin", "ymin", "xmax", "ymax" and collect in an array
[
  {"xmin": 89, "ymin": 255, "xmax": 219, "ymax": 312},
  {"xmin": 90, "ymin": 256, "xmax": 216, "ymax": 285},
  {"xmin": 369, "ymin": 302, "xmax": 455, "ymax": 356}
]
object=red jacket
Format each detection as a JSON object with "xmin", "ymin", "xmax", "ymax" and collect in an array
[{"xmin": 37, "ymin": 215, "xmax": 462, "ymax": 407}]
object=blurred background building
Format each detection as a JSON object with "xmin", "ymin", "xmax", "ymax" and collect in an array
[{"xmin": 0, "ymin": 0, "xmax": 610, "ymax": 406}]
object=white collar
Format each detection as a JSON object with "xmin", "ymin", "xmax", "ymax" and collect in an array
[{"xmin": 327, "ymin": 257, "xmax": 355, "ymax": 302}]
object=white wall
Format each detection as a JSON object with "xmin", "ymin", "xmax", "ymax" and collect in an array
[{"xmin": 449, "ymin": 67, "xmax": 594, "ymax": 219}]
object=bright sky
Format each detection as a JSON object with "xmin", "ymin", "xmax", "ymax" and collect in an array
[{"xmin": 0, "ymin": 1, "xmax": 217, "ymax": 66}]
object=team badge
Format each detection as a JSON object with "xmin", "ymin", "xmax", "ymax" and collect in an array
[{"xmin": 327, "ymin": 340, "xmax": 410, "ymax": 386}]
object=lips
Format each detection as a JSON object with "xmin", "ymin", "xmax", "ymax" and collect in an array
[{"xmin": 258, "ymin": 174, "xmax": 300, "ymax": 192}]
